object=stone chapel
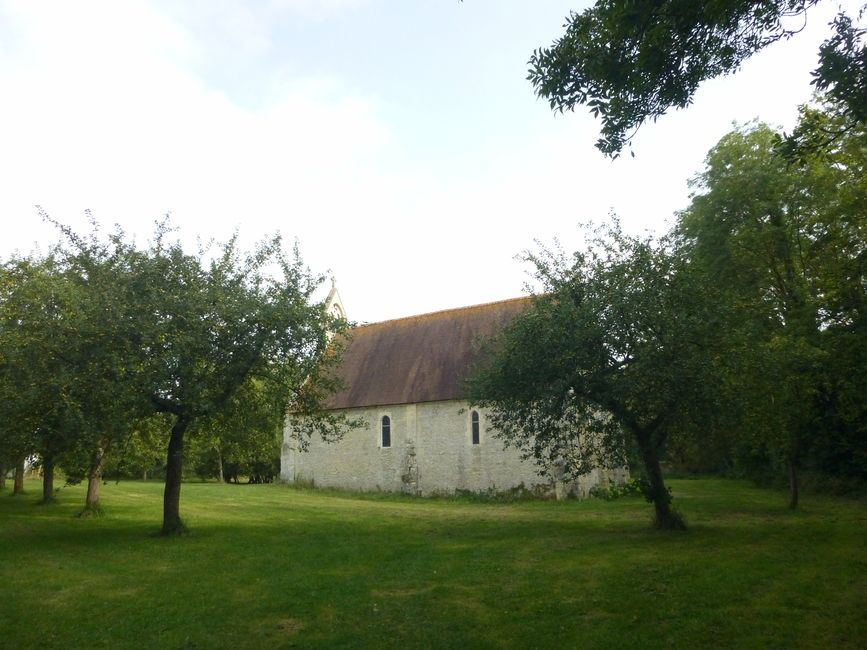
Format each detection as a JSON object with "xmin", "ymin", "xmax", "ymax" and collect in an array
[{"xmin": 280, "ymin": 284, "xmax": 627, "ymax": 497}]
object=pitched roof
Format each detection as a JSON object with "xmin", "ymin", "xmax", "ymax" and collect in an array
[{"xmin": 325, "ymin": 297, "xmax": 529, "ymax": 409}]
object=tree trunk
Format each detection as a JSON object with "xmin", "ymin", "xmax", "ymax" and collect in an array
[
  {"xmin": 788, "ymin": 457, "xmax": 799, "ymax": 509},
  {"xmin": 0, "ymin": 464, "xmax": 6, "ymax": 490},
  {"xmin": 143, "ymin": 468, "xmax": 148, "ymax": 481},
  {"xmin": 635, "ymin": 429, "xmax": 686, "ymax": 530},
  {"xmin": 13, "ymin": 457, "xmax": 26, "ymax": 495},
  {"xmin": 217, "ymin": 450, "xmax": 224, "ymax": 484},
  {"xmin": 41, "ymin": 456, "xmax": 56, "ymax": 504},
  {"xmin": 82, "ymin": 449, "xmax": 106, "ymax": 515},
  {"xmin": 162, "ymin": 414, "xmax": 191, "ymax": 535}
]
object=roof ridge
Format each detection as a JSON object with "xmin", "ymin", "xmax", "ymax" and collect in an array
[{"xmin": 355, "ymin": 296, "xmax": 531, "ymax": 329}]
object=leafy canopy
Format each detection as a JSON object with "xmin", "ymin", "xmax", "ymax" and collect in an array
[
  {"xmin": 677, "ymin": 104, "xmax": 867, "ymax": 495},
  {"xmin": 468, "ymin": 222, "xmax": 726, "ymax": 528},
  {"xmin": 1, "ymin": 214, "xmax": 353, "ymax": 531},
  {"xmin": 529, "ymin": 0, "xmax": 865, "ymax": 156}
]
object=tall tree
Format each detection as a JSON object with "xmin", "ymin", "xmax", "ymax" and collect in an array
[
  {"xmin": 678, "ymin": 105, "xmax": 867, "ymax": 504},
  {"xmin": 128, "ymin": 224, "xmax": 349, "ymax": 535},
  {"xmin": 3, "ymin": 215, "xmax": 350, "ymax": 532},
  {"xmin": 468, "ymin": 223, "xmax": 726, "ymax": 529},
  {"xmin": 0, "ymin": 254, "xmax": 80, "ymax": 503},
  {"xmin": 528, "ymin": 0, "xmax": 866, "ymax": 157},
  {"xmin": 0, "ymin": 262, "xmax": 35, "ymax": 496},
  {"xmin": 36, "ymin": 215, "xmax": 153, "ymax": 513}
]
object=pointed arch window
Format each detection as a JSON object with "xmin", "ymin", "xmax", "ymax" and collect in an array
[
  {"xmin": 381, "ymin": 415, "xmax": 391, "ymax": 448},
  {"xmin": 471, "ymin": 410, "xmax": 480, "ymax": 445}
]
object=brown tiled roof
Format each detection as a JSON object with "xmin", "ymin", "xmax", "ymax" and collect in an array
[{"xmin": 326, "ymin": 297, "xmax": 529, "ymax": 409}]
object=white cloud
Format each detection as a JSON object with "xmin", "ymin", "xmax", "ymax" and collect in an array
[
  {"xmin": 0, "ymin": 0, "xmax": 393, "ymax": 268},
  {"xmin": 0, "ymin": 0, "xmax": 855, "ymax": 323}
]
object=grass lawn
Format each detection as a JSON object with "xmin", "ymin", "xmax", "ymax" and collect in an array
[{"xmin": 1, "ymin": 478, "xmax": 865, "ymax": 649}]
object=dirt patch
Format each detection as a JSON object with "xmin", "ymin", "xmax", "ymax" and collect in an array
[{"xmin": 276, "ymin": 618, "xmax": 305, "ymax": 636}]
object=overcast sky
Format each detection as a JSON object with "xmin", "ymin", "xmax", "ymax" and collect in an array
[{"xmin": 0, "ymin": 0, "xmax": 857, "ymax": 322}]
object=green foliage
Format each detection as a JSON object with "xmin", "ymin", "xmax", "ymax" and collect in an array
[
  {"xmin": 0, "ymin": 257, "xmax": 60, "ymax": 468},
  {"xmin": 812, "ymin": 11, "xmax": 867, "ymax": 123},
  {"xmin": 468, "ymin": 221, "xmax": 727, "ymax": 528},
  {"xmin": 186, "ymin": 401, "xmax": 282, "ymax": 485},
  {"xmin": 130, "ymin": 223, "xmax": 334, "ymax": 423},
  {"xmin": 1, "ymin": 215, "xmax": 355, "ymax": 531},
  {"xmin": 676, "ymin": 103, "xmax": 867, "ymax": 495},
  {"xmin": 589, "ymin": 476, "xmax": 648, "ymax": 500},
  {"xmin": 529, "ymin": 0, "xmax": 865, "ymax": 157},
  {"xmin": 115, "ymin": 222, "xmax": 356, "ymax": 531},
  {"xmin": 103, "ymin": 415, "xmax": 171, "ymax": 480},
  {"xmin": 450, "ymin": 482, "xmax": 553, "ymax": 503},
  {"xmin": 0, "ymin": 214, "xmax": 162, "ymax": 507}
]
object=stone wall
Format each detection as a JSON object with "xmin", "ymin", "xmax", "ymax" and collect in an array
[{"xmin": 282, "ymin": 399, "xmax": 626, "ymax": 497}]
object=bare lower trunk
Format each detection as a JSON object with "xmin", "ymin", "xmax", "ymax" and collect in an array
[
  {"xmin": 41, "ymin": 456, "xmax": 56, "ymax": 504},
  {"xmin": 217, "ymin": 450, "xmax": 224, "ymax": 484},
  {"xmin": 788, "ymin": 458, "xmax": 799, "ymax": 510},
  {"xmin": 0, "ymin": 464, "xmax": 6, "ymax": 490},
  {"xmin": 13, "ymin": 457, "xmax": 25, "ymax": 495},
  {"xmin": 143, "ymin": 468, "xmax": 148, "ymax": 481},
  {"xmin": 635, "ymin": 429, "xmax": 685, "ymax": 530},
  {"xmin": 162, "ymin": 414, "xmax": 191, "ymax": 535},
  {"xmin": 82, "ymin": 449, "xmax": 106, "ymax": 515}
]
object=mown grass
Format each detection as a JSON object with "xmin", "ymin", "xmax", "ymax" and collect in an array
[{"xmin": 1, "ymin": 478, "xmax": 865, "ymax": 649}]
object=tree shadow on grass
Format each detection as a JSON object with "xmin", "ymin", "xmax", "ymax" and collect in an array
[{"xmin": 3, "ymin": 483, "xmax": 864, "ymax": 649}]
